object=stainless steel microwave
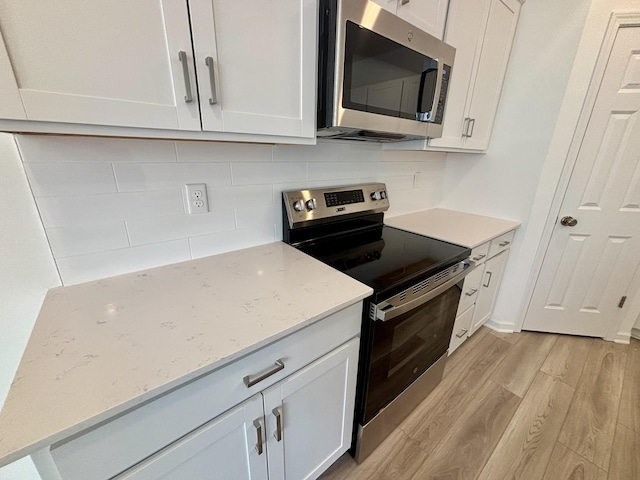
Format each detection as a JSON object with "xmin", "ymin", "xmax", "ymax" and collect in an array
[{"xmin": 317, "ymin": 0, "xmax": 456, "ymax": 142}]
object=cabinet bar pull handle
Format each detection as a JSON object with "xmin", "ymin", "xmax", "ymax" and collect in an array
[
  {"xmin": 205, "ymin": 56, "xmax": 218, "ymax": 105},
  {"xmin": 401, "ymin": 0, "xmax": 410, "ymax": 4},
  {"xmin": 465, "ymin": 288, "xmax": 478, "ymax": 296},
  {"xmin": 468, "ymin": 118, "xmax": 476, "ymax": 137},
  {"xmin": 456, "ymin": 328, "xmax": 468, "ymax": 338},
  {"xmin": 462, "ymin": 117, "xmax": 471, "ymax": 137},
  {"xmin": 243, "ymin": 359, "xmax": 285, "ymax": 388},
  {"xmin": 253, "ymin": 419, "xmax": 264, "ymax": 455},
  {"xmin": 472, "ymin": 253, "xmax": 486, "ymax": 261},
  {"xmin": 178, "ymin": 51, "xmax": 193, "ymax": 103},
  {"xmin": 499, "ymin": 240, "xmax": 511, "ymax": 247},
  {"xmin": 483, "ymin": 271, "xmax": 492, "ymax": 288},
  {"xmin": 273, "ymin": 407, "xmax": 283, "ymax": 442}
]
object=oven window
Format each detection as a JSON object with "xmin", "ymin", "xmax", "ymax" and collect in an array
[
  {"xmin": 342, "ymin": 21, "xmax": 437, "ymax": 121},
  {"xmin": 363, "ymin": 282, "xmax": 461, "ymax": 422}
]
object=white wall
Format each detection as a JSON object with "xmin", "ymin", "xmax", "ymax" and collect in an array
[
  {"xmin": 440, "ymin": 0, "xmax": 592, "ymax": 329},
  {"xmin": 0, "ymin": 134, "xmax": 60, "ymax": 478},
  {"xmin": 17, "ymin": 135, "xmax": 447, "ymax": 285}
]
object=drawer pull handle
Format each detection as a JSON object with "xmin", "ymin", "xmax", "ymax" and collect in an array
[
  {"xmin": 465, "ymin": 288, "xmax": 478, "ymax": 296},
  {"xmin": 499, "ymin": 241, "xmax": 511, "ymax": 247},
  {"xmin": 456, "ymin": 328, "xmax": 468, "ymax": 338},
  {"xmin": 178, "ymin": 51, "xmax": 193, "ymax": 103},
  {"xmin": 243, "ymin": 359, "xmax": 285, "ymax": 388},
  {"xmin": 273, "ymin": 407, "xmax": 283, "ymax": 442},
  {"xmin": 472, "ymin": 253, "xmax": 486, "ymax": 261},
  {"xmin": 254, "ymin": 419, "xmax": 264, "ymax": 455}
]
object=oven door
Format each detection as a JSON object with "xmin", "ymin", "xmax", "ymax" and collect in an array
[{"xmin": 362, "ymin": 265, "xmax": 473, "ymax": 422}]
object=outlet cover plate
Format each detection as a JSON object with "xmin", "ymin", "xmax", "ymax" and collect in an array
[{"xmin": 184, "ymin": 184, "xmax": 209, "ymax": 214}]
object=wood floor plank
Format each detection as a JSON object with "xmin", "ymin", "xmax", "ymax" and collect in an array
[
  {"xmin": 408, "ymin": 381, "xmax": 520, "ymax": 480},
  {"xmin": 444, "ymin": 327, "xmax": 490, "ymax": 378},
  {"xmin": 319, "ymin": 428, "xmax": 425, "ymax": 480},
  {"xmin": 489, "ymin": 329, "xmax": 523, "ymax": 345},
  {"xmin": 558, "ymin": 342, "xmax": 627, "ymax": 470},
  {"xmin": 541, "ymin": 442, "xmax": 607, "ymax": 480},
  {"xmin": 608, "ymin": 423, "xmax": 639, "ymax": 480},
  {"xmin": 399, "ymin": 333, "xmax": 512, "ymax": 453},
  {"xmin": 490, "ymin": 331, "xmax": 558, "ymax": 397},
  {"xmin": 477, "ymin": 372, "xmax": 575, "ymax": 480},
  {"xmin": 618, "ymin": 339, "xmax": 640, "ymax": 433},
  {"xmin": 540, "ymin": 334, "xmax": 592, "ymax": 387}
]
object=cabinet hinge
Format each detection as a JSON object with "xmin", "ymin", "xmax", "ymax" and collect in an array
[{"xmin": 618, "ymin": 296, "xmax": 627, "ymax": 308}]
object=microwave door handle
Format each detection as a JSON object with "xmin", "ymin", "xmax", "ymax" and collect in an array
[{"xmin": 428, "ymin": 60, "xmax": 444, "ymax": 122}]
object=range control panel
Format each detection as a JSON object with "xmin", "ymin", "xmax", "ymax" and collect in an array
[{"xmin": 283, "ymin": 183, "xmax": 390, "ymax": 228}]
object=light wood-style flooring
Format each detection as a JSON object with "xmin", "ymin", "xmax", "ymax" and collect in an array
[{"xmin": 320, "ymin": 327, "xmax": 640, "ymax": 480}]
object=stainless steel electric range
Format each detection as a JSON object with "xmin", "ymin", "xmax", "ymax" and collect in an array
[{"xmin": 282, "ymin": 183, "xmax": 473, "ymax": 462}]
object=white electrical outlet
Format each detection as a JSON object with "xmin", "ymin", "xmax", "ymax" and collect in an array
[{"xmin": 184, "ymin": 184, "xmax": 209, "ymax": 214}]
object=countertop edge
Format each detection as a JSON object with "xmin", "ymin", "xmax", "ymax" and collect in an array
[{"xmin": 0, "ymin": 289, "xmax": 372, "ymax": 468}]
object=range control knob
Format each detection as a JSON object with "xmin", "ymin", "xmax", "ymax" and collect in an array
[
  {"xmin": 306, "ymin": 198, "xmax": 317, "ymax": 211},
  {"xmin": 380, "ymin": 190, "xmax": 387, "ymax": 199},
  {"xmin": 371, "ymin": 191, "xmax": 383, "ymax": 201},
  {"xmin": 293, "ymin": 200, "xmax": 305, "ymax": 212}
]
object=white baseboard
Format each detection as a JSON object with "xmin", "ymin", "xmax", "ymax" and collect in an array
[
  {"xmin": 484, "ymin": 318, "xmax": 515, "ymax": 334},
  {"xmin": 631, "ymin": 328, "xmax": 640, "ymax": 341}
]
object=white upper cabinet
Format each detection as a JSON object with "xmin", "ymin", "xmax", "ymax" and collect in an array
[
  {"xmin": 370, "ymin": 0, "xmax": 449, "ymax": 39},
  {"xmin": 0, "ymin": 0, "xmax": 316, "ymax": 141},
  {"xmin": 0, "ymin": 0, "xmax": 201, "ymax": 130},
  {"xmin": 188, "ymin": 0, "xmax": 316, "ymax": 138}
]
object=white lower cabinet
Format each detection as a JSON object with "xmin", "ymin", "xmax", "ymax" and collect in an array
[
  {"xmin": 117, "ymin": 338, "xmax": 359, "ymax": 480},
  {"xmin": 470, "ymin": 249, "xmax": 508, "ymax": 335},
  {"xmin": 40, "ymin": 303, "xmax": 362, "ymax": 480},
  {"xmin": 117, "ymin": 394, "xmax": 268, "ymax": 480}
]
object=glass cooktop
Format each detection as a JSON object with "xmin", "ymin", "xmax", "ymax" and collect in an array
[{"xmin": 298, "ymin": 225, "xmax": 470, "ymax": 300}]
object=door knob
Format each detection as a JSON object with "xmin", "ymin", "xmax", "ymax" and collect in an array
[{"xmin": 560, "ymin": 216, "xmax": 578, "ymax": 227}]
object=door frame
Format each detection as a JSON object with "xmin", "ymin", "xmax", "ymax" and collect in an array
[{"xmin": 517, "ymin": 10, "xmax": 640, "ymax": 342}]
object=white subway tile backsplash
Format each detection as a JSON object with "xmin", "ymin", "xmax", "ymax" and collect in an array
[
  {"xmin": 56, "ymin": 239, "xmax": 191, "ymax": 285},
  {"xmin": 25, "ymin": 163, "xmax": 117, "ymax": 197},
  {"xmin": 231, "ymin": 162, "xmax": 307, "ymax": 185},
  {"xmin": 114, "ymin": 162, "xmax": 231, "ymax": 192},
  {"xmin": 17, "ymin": 135, "xmax": 447, "ymax": 285},
  {"xmin": 176, "ymin": 141, "xmax": 272, "ymax": 163},
  {"xmin": 189, "ymin": 227, "xmax": 275, "ymax": 259},
  {"xmin": 36, "ymin": 190, "xmax": 184, "ymax": 228},
  {"xmin": 126, "ymin": 210, "xmax": 236, "ymax": 246},
  {"xmin": 16, "ymin": 135, "xmax": 177, "ymax": 163},
  {"xmin": 46, "ymin": 221, "xmax": 129, "ymax": 258}
]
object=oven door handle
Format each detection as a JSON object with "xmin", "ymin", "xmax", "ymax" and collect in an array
[{"xmin": 372, "ymin": 261, "xmax": 476, "ymax": 322}]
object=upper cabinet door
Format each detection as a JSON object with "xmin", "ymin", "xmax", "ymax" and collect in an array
[
  {"xmin": 428, "ymin": 0, "xmax": 489, "ymax": 149},
  {"xmin": 463, "ymin": 0, "xmax": 520, "ymax": 150},
  {"xmin": 0, "ymin": 0, "xmax": 201, "ymax": 130},
  {"xmin": 396, "ymin": 0, "xmax": 450, "ymax": 39},
  {"xmin": 0, "ymin": 31, "xmax": 25, "ymax": 119},
  {"xmin": 189, "ymin": 0, "xmax": 317, "ymax": 138}
]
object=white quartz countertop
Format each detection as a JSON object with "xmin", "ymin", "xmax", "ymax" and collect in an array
[
  {"xmin": 386, "ymin": 208, "xmax": 521, "ymax": 248},
  {"xmin": 0, "ymin": 242, "xmax": 372, "ymax": 467}
]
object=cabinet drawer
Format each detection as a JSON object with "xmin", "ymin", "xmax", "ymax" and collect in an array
[
  {"xmin": 469, "ymin": 241, "xmax": 490, "ymax": 265},
  {"xmin": 488, "ymin": 230, "xmax": 515, "ymax": 259},
  {"xmin": 449, "ymin": 305, "xmax": 475, "ymax": 355},
  {"xmin": 457, "ymin": 266, "xmax": 484, "ymax": 316},
  {"xmin": 50, "ymin": 303, "xmax": 363, "ymax": 480}
]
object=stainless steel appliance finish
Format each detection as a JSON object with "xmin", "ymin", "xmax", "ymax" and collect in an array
[
  {"xmin": 281, "ymin": 183, "xmax": 471, "ymax": 463},
  {"xmin": 354, "ymin": 354, "xmax": 446, "ymax": 463},
  {"xmin": 283, "ymin": 182, "xmax": 389, "ymax": 229},
  {"xmin": 317, "ymin": 0, "xmax": 456, "ymax": 142}
]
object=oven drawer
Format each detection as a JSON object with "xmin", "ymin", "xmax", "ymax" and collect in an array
[
  {"xmin": 456, "ymin": 266, "xmax": 484, "ymax": 316},
  {"xmin": 488, "ymin": 230, "xmax": 515, "ymax": 259},
  {"xmin": 449, "ymin": 305, "xmax": 475, "ymax": 355},
  {"xmin": 469, "ymin": 242, "xmax": 490, "ymax": 265}
]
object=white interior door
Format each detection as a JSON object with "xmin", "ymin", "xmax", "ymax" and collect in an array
[
  {"xmin": 0, "ymin": 0, "xmax": 201, "ymax": 130},
  {"xmin": 525, "ymin": 25, "xmax": 640, "ymax": 337}
]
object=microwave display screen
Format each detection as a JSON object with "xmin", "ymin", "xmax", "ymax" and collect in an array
[{"xmin": 342, "ymin": 21, "xmax": 439, "ymax": 122}]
